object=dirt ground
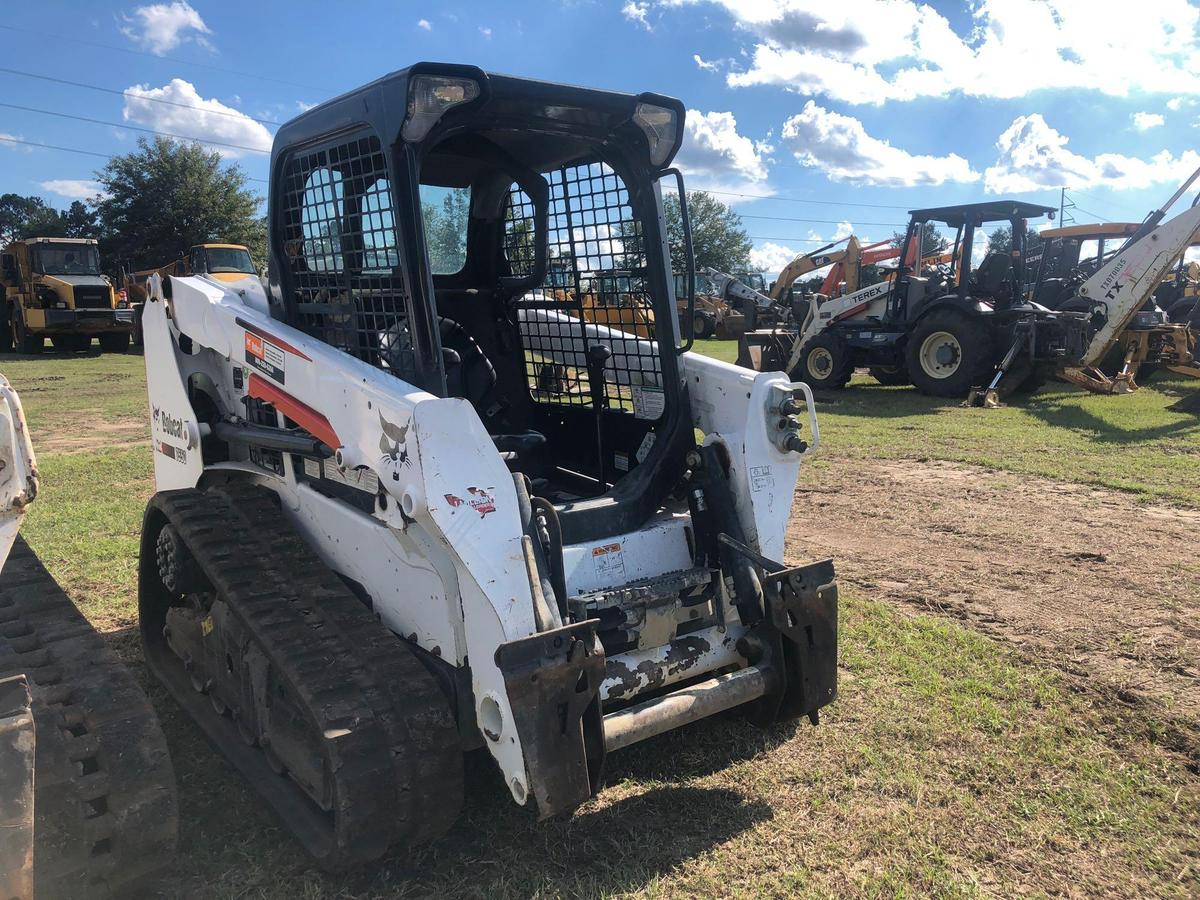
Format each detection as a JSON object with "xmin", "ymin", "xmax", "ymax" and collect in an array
[{"xmin": 789, "ymin": 456, "xmax": 1200, "ymax": 757}]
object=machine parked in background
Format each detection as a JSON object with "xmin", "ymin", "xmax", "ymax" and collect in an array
[
  {"xmin": 122, "ymin": 242, "xmax": 267, "ymax": 344},
  {"xmin": 137, "ymin": 63, "xmax": 837, "ymax": 867},
  {"xmin": 0, "ymin": 238, "xmax": 134, "ymax": 353},
  {"xmin": 999, "ymin": 185, "xmax": 1200, "ymax": 397}
]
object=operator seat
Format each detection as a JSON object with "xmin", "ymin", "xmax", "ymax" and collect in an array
[
  {"xmin": 971, "ymin": 252, "xmax": 1012, "ymax": 299},
  {"xmin": 437, "ymin": 317, "xmax": 547, "ymax": 458}
]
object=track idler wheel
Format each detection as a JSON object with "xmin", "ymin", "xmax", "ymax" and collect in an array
[{"xmin": 155, "ymin": 524, "xmax": 208, "ymax": 595}]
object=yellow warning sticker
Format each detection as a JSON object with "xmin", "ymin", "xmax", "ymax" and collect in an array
[{"xmin": 201, "ymin": 615, "xmax": 214, "ymax": 637}]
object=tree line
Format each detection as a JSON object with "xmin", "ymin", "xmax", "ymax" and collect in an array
[
  {"xmin": 1, "ymin": 137, "xmax": 265, "ymax": 275},
  {"xmin": 6, "ymin": 138, "xmax": 760, "ymax": 281}
]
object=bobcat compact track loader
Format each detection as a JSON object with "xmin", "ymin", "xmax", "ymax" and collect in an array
[
  {"xmin": 0, "ymin": 374, "xmax": 177, "ymax": 900},
  {"xmin": 139, "ymin": 63, "xmax": 836, "ymax": 868}
]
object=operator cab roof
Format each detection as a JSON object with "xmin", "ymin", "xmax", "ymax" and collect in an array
[
  {"xmin": 907, "ymin": 201, "xmax": 1057, "ymax": 227},
  {"xmin": 270, "ymin": 61, "xmax": 686, "ymax": 181}
]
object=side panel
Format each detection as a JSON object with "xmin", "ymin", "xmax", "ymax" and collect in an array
[
  {"xmin": 142, "ymin": 286, "xmax": 205, "ymax": 489},
  {"xmin": 679, "ymin": 353, "xmax": 807, "ymax": 562}
]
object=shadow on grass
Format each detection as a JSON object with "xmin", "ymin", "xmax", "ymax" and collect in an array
[
  {"xmin": 1023, "ymin": 394, "xmax": 1200, "ymax": 445},
  {"xmin": 150, "ymin": 679, "xmax": 781, "ymax": 898}
]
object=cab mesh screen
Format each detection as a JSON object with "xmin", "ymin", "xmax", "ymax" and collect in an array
[
  {"xmin": 278, "ymin": 133, "xmax": 417, "ymax": 382},
  {"xmin": 506, "ymin": 162, "xmax": 664, "ymax": 418}
]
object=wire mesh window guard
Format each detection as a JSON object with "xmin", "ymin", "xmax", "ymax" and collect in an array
[
  {"xmin": 509, "ymin": 162, "xmax": 664, "ymax": 419},
  {"xmin": 279, "ymin": 133, "xmax": 417, "ymax": 382}
]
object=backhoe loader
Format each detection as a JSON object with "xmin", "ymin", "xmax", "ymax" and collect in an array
[
  {"xmin": 138, "ymin": 63, "xmax": 836, "ymax": 868},
  {"xmin": 0, "ymin": 374, "xmax": 177, "ymax": 899},
  {"xmin": 1022, "ymin": 222, "xmax": 1190, "ymax": 391},
  {"xmin": 978, "ymin": 171, "xmax": 1200, "ymax": 402}
]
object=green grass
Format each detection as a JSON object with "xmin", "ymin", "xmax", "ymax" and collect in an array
[
  {"xmin": 691, "ymin": 338, "xmax": 1200, "ymax": 505},
  {"xmin": 3, "ymin": 350, "xmax": 1199, "ymax": 897},
  {"xmin": 1, "ymin": 350, "xmax": 149, "ymax": 450}
]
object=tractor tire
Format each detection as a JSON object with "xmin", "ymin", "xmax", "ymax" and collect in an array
[
  {"xmin": 906, "ymin": 309, "xmax": 994, "ymax": 398},
  {"xmin": 0, "ymin": 314, "xmax": 11, "ymax": 353},
  {"xmin": 12, "ymin": 311, "xmax": 42, "ymax": 355},
  {"xmin": 998, "ymin": 358, "xmax": 1052, "ymax": 398},
  {"xmin": 868, "ymin": 365, "xmax": 910, "ymax": 386},
  {"xmin": 692, "ymin": 312, "xmax": 715, "ymax": 340},
  {"xmin": 99, "ymin": 332, "xmax": 130, "ymax": 354},
  {"xmin": 791, "ymin": 331, "xmax": 853, "ymax": 390}
]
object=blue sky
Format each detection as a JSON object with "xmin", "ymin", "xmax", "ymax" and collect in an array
[{"xmin": 4, "ymin": 0, "xmax": 1200, "ymax": 272}]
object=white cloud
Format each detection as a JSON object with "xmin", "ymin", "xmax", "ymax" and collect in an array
[
  {"xmin": 676, "ymin": 109, "xmax": 772, "ymax": 195},
  {"xmin": 693, "ymin": 54, "xmax": 720, "ymax": 72},
  {"xmin": 1132, "ymin": 111, "xmax": 1164, "ymax": 130},
  {"xmin": 781, "ymin": 101, "xmax": 979, "ymax": 187},
  {"xmin": 623, "ymin": 2, "xmax": 651, "ymax": 30},
  {"xmin": 123, "ymin": 79, "xmax": 273, "ymax": 158},
  {"xmin": 40, "ymin": 180, "xmax": 105, "ymax": 202},
  {"xmin": 984, "ymin": 113, "xmax": 1200, "ymax": 193},
  {"xmin": 0, "ymin": 133, "xmax": 31, "ymax": 152},
  {"xmin": 832, "ymin": 220, "xmax": 854, "ymax": 240},
  {"xmin": 648, "ymin": 1, "xmax": 1200, "ymax": 105},
  {"xmin": 750, "ymin": 241, "xmax": 799, "ymax": 273},
  {"xmin": 121, "ymin": 2, "xmax": 212, "ymax": 56},
  {"xmin": 296, "ymin": 100, "xmax": 316, "ymax": 112},
  {"xmin": 417, "ymin": 18, "xmax": 432, "ymax": 31},
  {"xmin": 479, "ymin": 26, "xmax": 492, "ymax": 39},
  {"xmin": 1167, "ymin": 96, "xmax": 1194, "ymax": 111}
]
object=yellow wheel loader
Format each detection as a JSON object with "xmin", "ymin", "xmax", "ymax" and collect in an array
[{"xmin": 0, "ymin": 239, "xmax": 135, "ymax": 354}]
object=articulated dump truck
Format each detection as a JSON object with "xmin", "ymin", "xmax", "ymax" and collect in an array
[
  {"xmin": 0, "ymin": 238, "xmax": 135, "ymax": 354},
  {"xmin": 0, "ymin": 375, "xmax": 177, "ymax": 900},
  {"xmin": 138, "ymin": 63, "xmax": 838, "ymax": 867}
]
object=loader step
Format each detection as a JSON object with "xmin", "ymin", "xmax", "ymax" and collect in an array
[
  {"xmin": 0, "ymin": 536, "xmax": 178, "ymax": 899},
  {"xmin": 138, "ymin": 483, "xmax": 463, "ymax": 869}
]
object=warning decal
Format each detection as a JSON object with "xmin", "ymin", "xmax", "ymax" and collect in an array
[
  {"xmin": 631, "ymin": 385, "xmax": 665, "ymax": 421},
  {"xmin": 245, "ymin": 331, "xmax": 286, "ymax": 383},
  {"xmin": 591, "ymin": 542, "xmax": 626, "ymax": 579}
]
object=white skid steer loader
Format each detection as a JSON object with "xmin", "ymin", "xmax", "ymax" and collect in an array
[{"xmin": 139, "ymin": 63, "xmax": 835, "ymax": 868}]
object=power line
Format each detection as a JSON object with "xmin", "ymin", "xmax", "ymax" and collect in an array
[
  {"xmin": 0, "ymin": 24, "xmax": 328, "ymax": 93},
  {"xmin": 0, "ymin": 102, "xmax": 270, "ymax": 155},
  {"xmin": 0, "ymin": 135, "xmax": 268, "ymax": 184},
  {"xmin": 0, "ymin": 66, "xmax": 281, "ymax": 126}
]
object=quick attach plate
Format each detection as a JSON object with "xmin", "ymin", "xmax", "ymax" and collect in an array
[
  {"xmin": 494, "ymin": 619, "xmax": 606, "ymax": 818},
  {"xmin": 718, "ymin": 534, "xmax": 838, "ymax": 725}
]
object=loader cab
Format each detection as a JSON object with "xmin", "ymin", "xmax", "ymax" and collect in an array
[
  {"xmin": 268, "ymin": 63, "xmax": 692, "ymax": 539},
  {"xmin": 1030, "ymin": 223, "xmax": 1139, "ymax": 309},
  {"xmin": 888, "ymin": 201, "xmax": 1057, "ymax": 322}
]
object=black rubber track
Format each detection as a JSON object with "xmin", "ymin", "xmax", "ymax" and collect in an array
[
  {"xmin": 0, "ymin": 536, "xmax": 178, "ymax": 899},
  {"xmin": 138, "ymin": 485, "xmax": 463, "ymax": 869}
]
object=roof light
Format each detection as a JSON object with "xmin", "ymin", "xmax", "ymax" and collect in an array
[
  {"xmin": 633, "ymin": 102, "xmax": 678, "ymax": 167},
  {"xmin": 402, "ymin": 75, "xmax": 480, "ymax": 143}
]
